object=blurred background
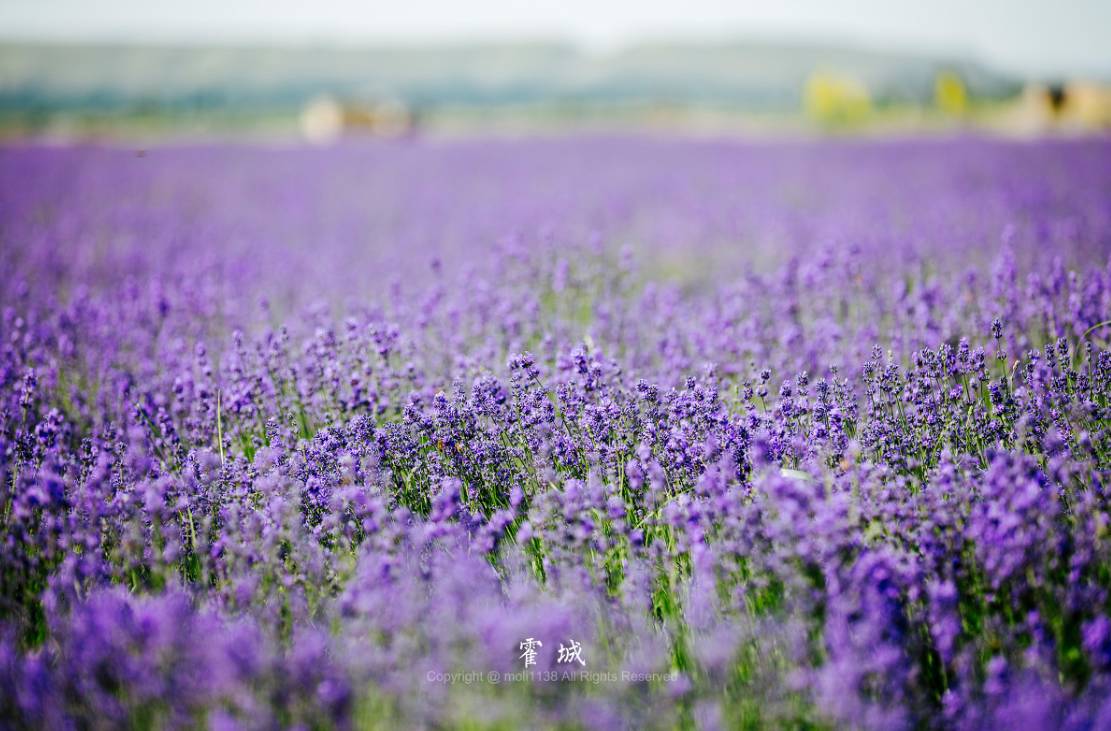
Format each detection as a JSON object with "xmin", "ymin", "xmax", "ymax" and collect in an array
[{"xmin": 1, "ymin": 0, "xmax": 1109, "ymax": 141}]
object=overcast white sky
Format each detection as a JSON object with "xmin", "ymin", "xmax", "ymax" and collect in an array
[{"xmin": 1, "ymin": 0, "xmax": 1109, "ymax": 78}]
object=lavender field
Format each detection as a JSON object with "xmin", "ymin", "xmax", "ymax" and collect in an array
[{"xmin": 1, "ymin": 137, "xmax": 1111, "ymax": 729}]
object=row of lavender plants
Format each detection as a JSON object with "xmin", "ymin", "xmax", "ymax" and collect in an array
[{"xmin": 1, "ymin": 138, "xmax": 1110, "ymax": 729}]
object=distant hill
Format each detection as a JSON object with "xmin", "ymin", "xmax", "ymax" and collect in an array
[{"xmin": 0, "ymin": 39, "xmax": 1020, "ymax": 119}]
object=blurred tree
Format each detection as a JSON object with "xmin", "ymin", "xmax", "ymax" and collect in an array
[
  {"xmin": 804, "ymin": 71, "xmax": 872, "ymax": 129},
  {"xmin": 935, "ymin": 71, "xmax": 969, "ymax": 117}
]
